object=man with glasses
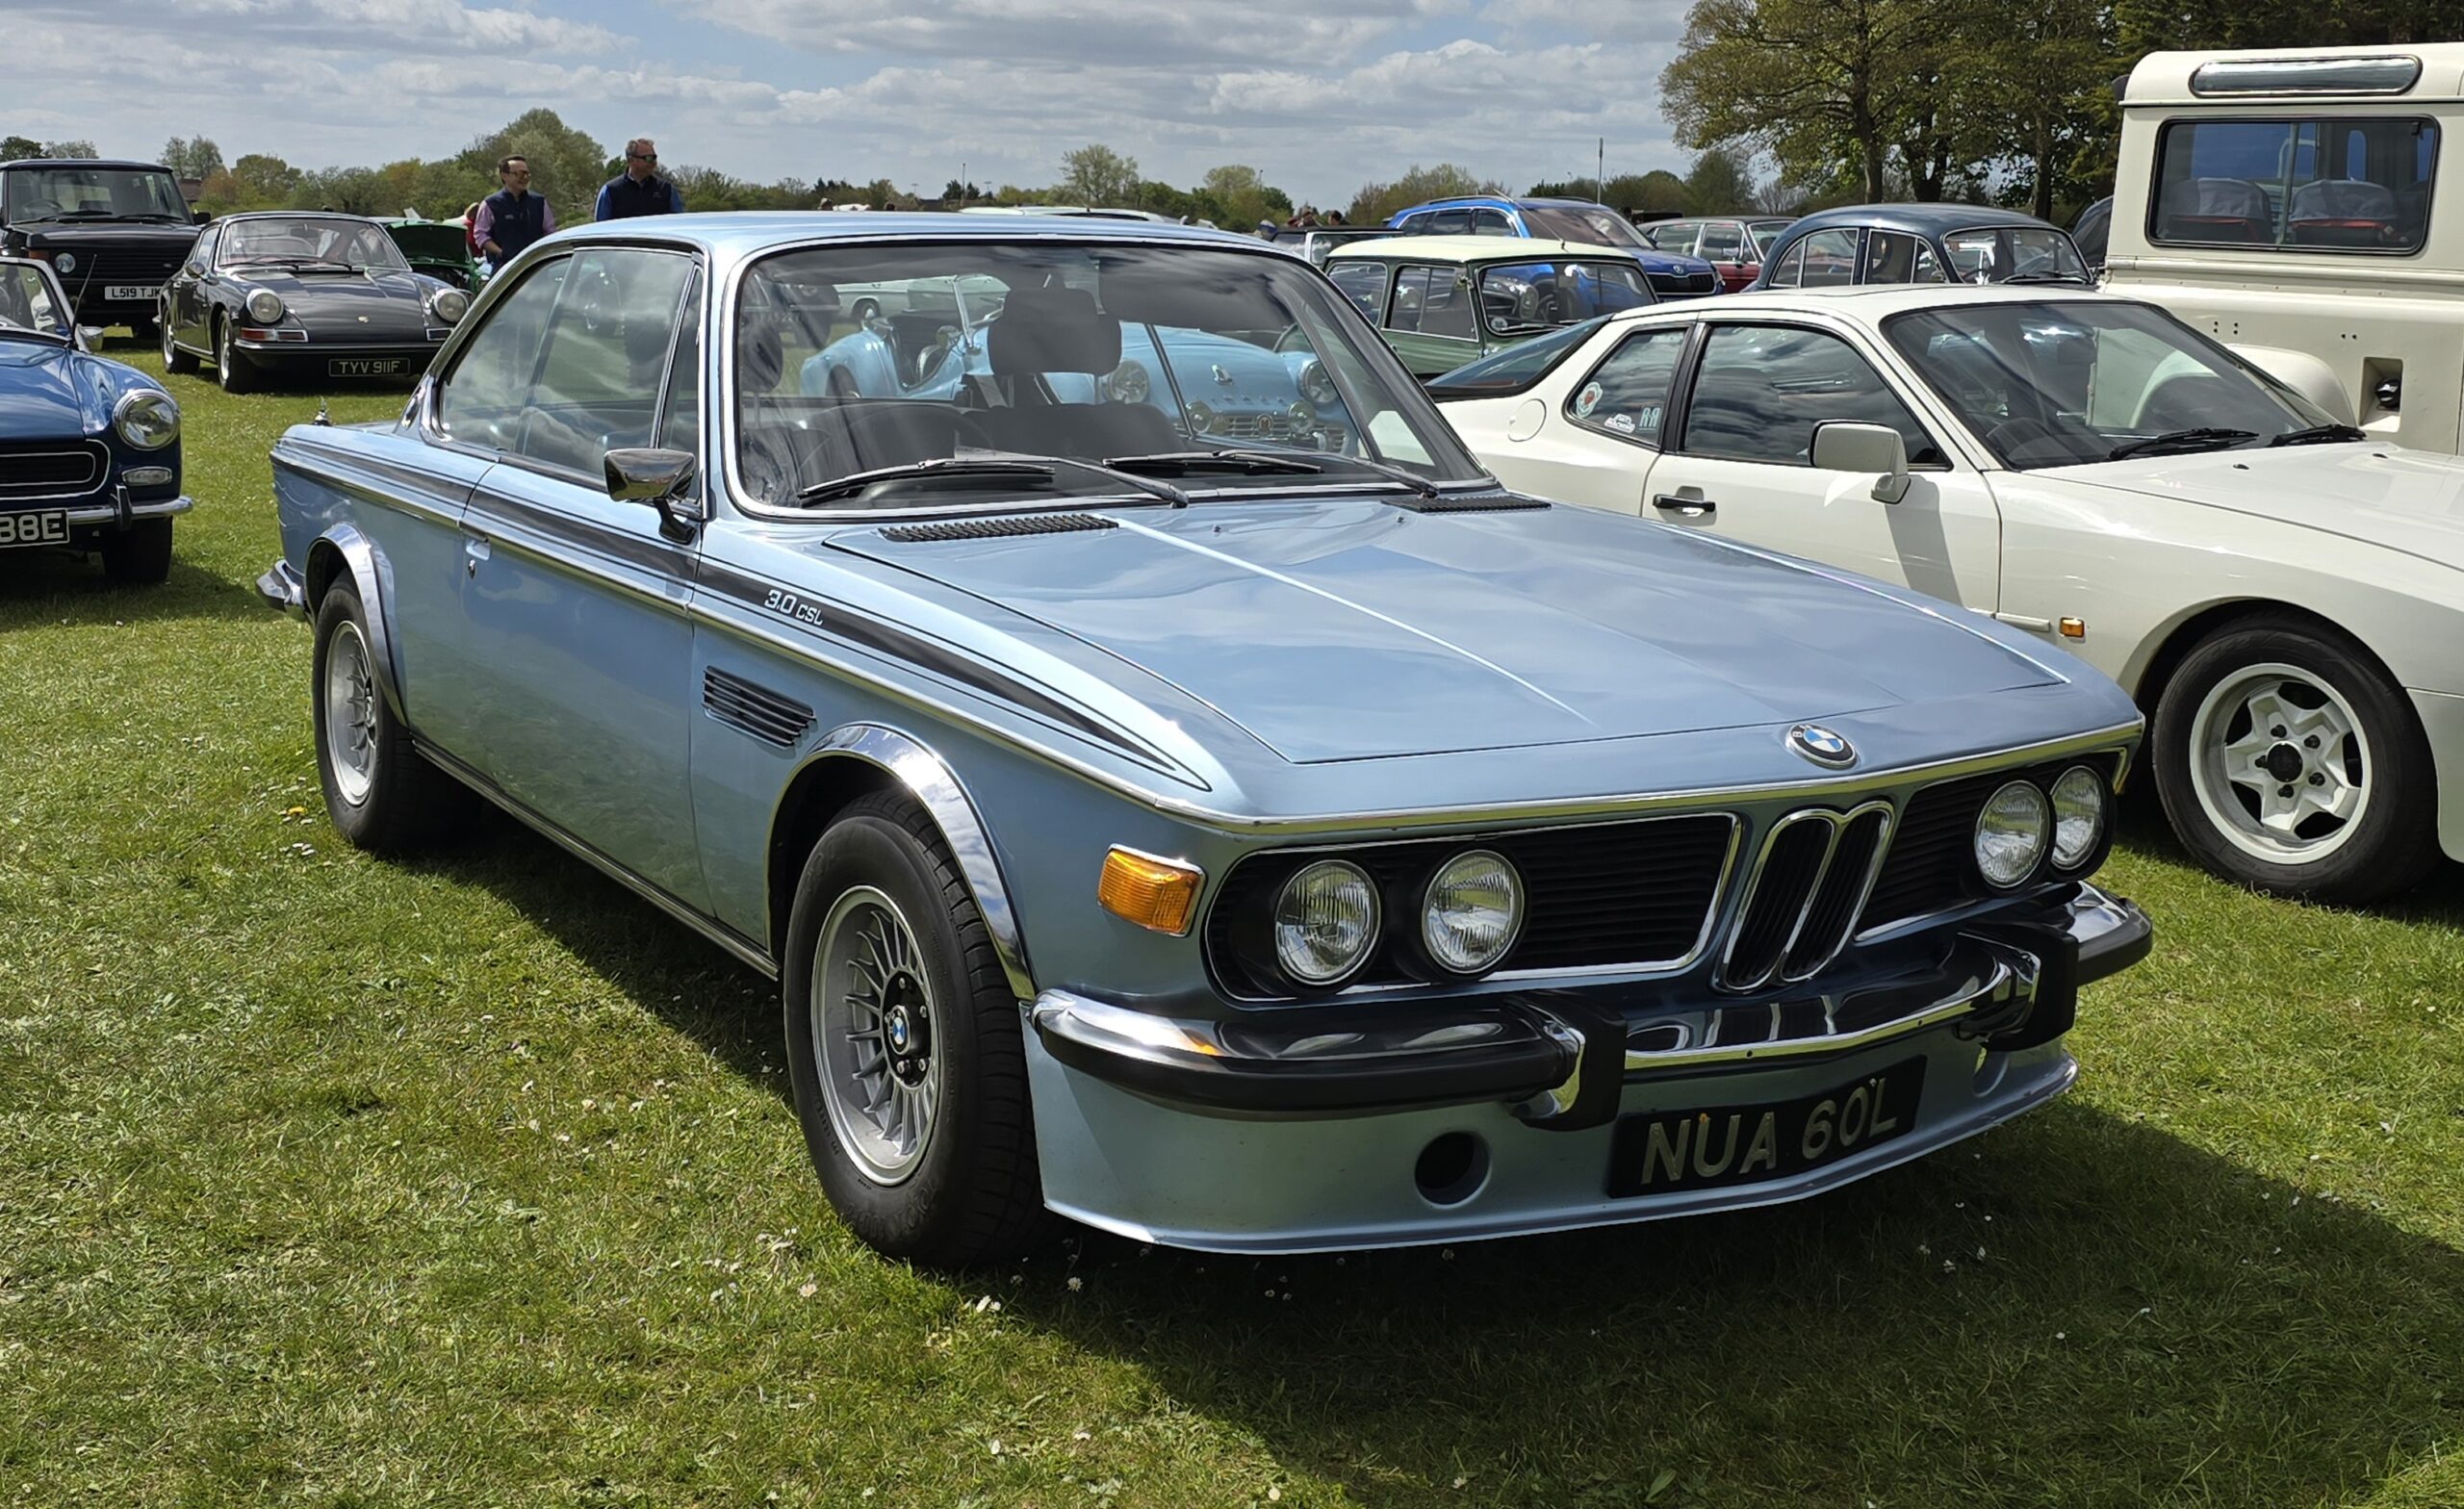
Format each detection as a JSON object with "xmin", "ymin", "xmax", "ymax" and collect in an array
[
  {"xmin": 596, "ymin": 139, "xmax": 686, "ymax": 221},
  {"xmin": 474, "ymin": 155, "xmax": 556, "ymax": 273}
]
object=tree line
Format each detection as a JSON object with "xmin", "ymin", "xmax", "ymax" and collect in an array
[{"xmin": 1660, "ymin": 0, "xmax": 2464, "ymax": 224}]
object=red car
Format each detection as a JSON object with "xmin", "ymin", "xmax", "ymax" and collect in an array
[{"xmin": 1642, "ymin": 217, "xmax": 1794, "ymax": 293}]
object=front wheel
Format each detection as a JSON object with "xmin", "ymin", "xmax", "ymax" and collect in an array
[
  {"xmin": 783, "ymin": 791, "xmax": 1046, "ymax": 1266},
  {"xmin": 312, "ymin": 579, "xmax": 463, "ymax": 852},
  {"xmin": 101, "ymin": 519, "xmax": 172, "ymax": 584},
  {"xmin": 2150, "ymin": 618, "xmax": 2440, "ymax": 902}
]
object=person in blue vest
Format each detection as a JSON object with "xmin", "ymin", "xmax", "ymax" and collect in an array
[
  {"xmin": 474, "ymin": 156, "xmax": 556, "ymax": 273},
  {"xmin": 596, "ymin": 139, "xmax": 686, "ymax": 220}
]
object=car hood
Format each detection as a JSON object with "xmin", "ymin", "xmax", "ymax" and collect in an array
[
  {"xmin": 0, "ymin": 338, "xmax": 100, "ymax": 439},
  {"xmin": 243, "ymin": 269, "xmax": 434, "ymax": 329},
  {"xmin": 827, "ymin": 498, "xmax": 2066, "ymax": 763},
  {"xmin": 1629, "ymin": 249, "xmax": 1716, "ymax": 276},
  {"xmin": 1143, "ymin": 328, "xmax": 1300, "ymax": 410},
  {"xmin": 13, "ymin": 220, "xmax": 196, "ymax": 252},
  {"xmin": 2054, "ymin": 445, "xmax": 2464, "ymax": 569}
]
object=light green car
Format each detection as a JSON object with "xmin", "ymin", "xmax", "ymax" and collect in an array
[{"xmin": 1324, "ymin": 235, "xmax": 1657, "ymax": 378}]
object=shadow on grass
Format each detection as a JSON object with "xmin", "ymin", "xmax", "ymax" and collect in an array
[
  {"xmin": 2112, "ymin": 775, "xmax": 2464, "ymax": 928},
  {"xmin": 403, "ymin": 803, "xmax": 2464, "ymax": 1507},
  {"xmin": 0, "ymin": 553, "xmax": 270, "ymax": 628}
]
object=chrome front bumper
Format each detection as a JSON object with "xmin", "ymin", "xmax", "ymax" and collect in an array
[
  {"xmin": 1023, "ymin": 883, "xmax": 2148, "ymax": 1253},
  {"xmin": 54, "ymin": 493, "xmax": 193, "ymax": 528},
  {"xmin": 255, "ymin": 558, "xmax": 307, "ymax": 620}
]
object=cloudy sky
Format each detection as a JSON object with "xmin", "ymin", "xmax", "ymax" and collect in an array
[{"xmin": 1, "ymin": 0, "xmax": 1696, "ymax": 206}]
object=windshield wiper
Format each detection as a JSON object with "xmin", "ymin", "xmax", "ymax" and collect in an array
[
  {"xmin": 793, "ymin": 454, "xmax": 1188, "ymax": 508},
  {"xmin": 1107, "ymin": 447, "xmax": 1444, "ymax": 499},
  {"xmin": 2106, "ymin": 427, "xmax": 2258, "ymax": 460},
  {"xmin": 2268, "ymin": 423, "xmax": 2369, "ymax": 447}
]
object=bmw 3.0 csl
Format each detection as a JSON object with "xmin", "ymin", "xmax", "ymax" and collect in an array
[{"xmin": 256, "ymin": 215, "xmax": 2152, "ymax": 1263}]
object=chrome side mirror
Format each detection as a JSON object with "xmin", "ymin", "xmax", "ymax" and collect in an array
[
  {"xmin": 605, "ymin": 446, "xmax": 703, "ymax": 542},
  {"xmin": 1811, "ymin": 420, "xmax": 1911, "ymax": 503}
]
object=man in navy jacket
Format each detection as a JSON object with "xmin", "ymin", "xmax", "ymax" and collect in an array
[
  {"xmin": 596, "ymin": 139, "xmax": 686, "ymax": 220},
  {"xmin": 474, "ymin": 156, "xmax": 556, "ymax": 271}
]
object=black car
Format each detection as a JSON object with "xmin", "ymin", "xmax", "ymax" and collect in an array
[
  {"xmin": 0, "ymin": 159, "xmax": 202, "ymax": 336},
  {"xmin": 159, "ymin": 212, "xmax": 470, "ymax": 393},
  {"xmin": 1747, "ymin": 203, "xmax": 2092, "ymax": 291}
]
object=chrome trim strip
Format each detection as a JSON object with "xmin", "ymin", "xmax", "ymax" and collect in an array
[
  {"xmin": 273, "ymin": 445, "xmax": 464, "ymax": 530},
  {"xmin": 419, "ymin": 741, "xmax": 778, "ymax": 980},
  {"xmin": 1781, "ymin": 800, "xmax": 1895, "ymax": 984},
  {"xmin": 469, "ymin": 509, "xmax": 694, "ymax": 620},
  {"xmin": 1627, "ymin": 934, "xmax": 2039, "ymax": 1071},
  {"xmin": 785, "ymin": 723, "xmax": 1037, "ymax": 1002}
]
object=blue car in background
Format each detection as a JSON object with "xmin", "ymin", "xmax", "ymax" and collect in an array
[
  {"xmin": 257, "ymin": 214, "xmax": 2149, "ymax": 1265},
  {"xmin": 1386, "ymin": 195, "xmax": 1725, "ymax": 297},
  {"xmin": 0, "ymin": 255, "xmax": 188, "ymax": 582}
]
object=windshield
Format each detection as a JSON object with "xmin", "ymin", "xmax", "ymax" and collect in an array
[
  {"xmin": 3, "ymin": 166, "xmax": 189, "ymax": 223},
  {"xmin": 1425, "ymin": 318, "xmax": 1600, "ymax": 397},
  {"xmin": 1885, "ymin": 299, "xmax": 2339, "ymax": 469},
  {"xmin": 734, "ymin": 242, "xmax": 1487, "ymax": 510},
  {"xmin": 0, "ymin": 261, "xmax": 70, "ymax": 340},
  {"xmin": 1476, "ymin": 261, "xmax": 1650, "ymax": 328},
  {"xmin": 1939, "ymin": 226, "xmax": 2090, "ymax": 284},
  {"xmin": 1747, "ymin": 220, "xmax": 1790, "ymax": 257},
  {"xmin": 1521, "ymin": 205, "xmax": 1647, "ymax": 248},
  {"xmin": 220, "ymin": 217, "xmax": 408, "ymax": 271}
]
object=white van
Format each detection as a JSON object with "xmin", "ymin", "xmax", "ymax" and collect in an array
[{"xmin": 2106, "ymin": 47, "xmax": 2458, "ymax": 448}]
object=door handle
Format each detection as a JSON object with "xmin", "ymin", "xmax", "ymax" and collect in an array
[
  {"xmin": 463, "ymin": 534, "xmax": 490, "ymax": 576},
  {"xmin": 1652, "ymin": 493, "xmax": 1716, "ymax": 518}
]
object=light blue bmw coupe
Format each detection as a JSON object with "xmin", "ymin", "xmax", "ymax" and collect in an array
[{"xmin": 257, "ymin": 214, "xmax": 2151, "ymax": 1264}]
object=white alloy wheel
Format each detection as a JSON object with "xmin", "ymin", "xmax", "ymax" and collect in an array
[
  {"xmin": 2186, "ymin": 660, "xmax": 2372, "ymax": 865},
  {"xmin": 812, "ymin": 884, "xmax": 944, "ymax": 1185}
]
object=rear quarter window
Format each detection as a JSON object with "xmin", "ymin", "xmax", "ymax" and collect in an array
[{"xmin": 2150, "ymin": 115, "xmax": 2437, "ymax": 254}]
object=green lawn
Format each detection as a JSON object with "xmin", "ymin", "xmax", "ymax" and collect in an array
[{"xmin": 2, "ymin": 341, "xmax": 2460, "ymax": 1508}]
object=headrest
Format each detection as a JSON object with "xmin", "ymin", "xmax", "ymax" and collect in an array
[
  {"xmin": 987, "ymin": 285, "xmax": 1120, "ymax": 376},
  {"xmin": 739, "ymin": 320, "xmax": 784, "ymax": 393},
  {"xmin": 2164, "ymin": 176, "xmax": 2269, "ymax": 217},
  {"xmin": 2290, "ymin": 177, "xmax": 2395, "ymax": 218}
]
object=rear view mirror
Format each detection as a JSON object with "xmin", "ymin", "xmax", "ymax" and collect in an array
[
  {"xmin": 605, "ymin": 446, "xmax": 702, "ymax": 541},
  {"xmin": 1811, "ymin": 421, "xmax": 1910, "ymax": 503}
]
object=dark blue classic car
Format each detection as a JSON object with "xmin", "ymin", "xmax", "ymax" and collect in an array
[
  {"xmin": 0, "ymin": 256, "xmax": 187, "ymax": 581},
  {"xmin": 1751, "ymin": 204, "xmax": 2092, "ymax": 291},
  {"xmin": 258, "ymin": 215, "xmax": 2150, "ymax": 1264}
]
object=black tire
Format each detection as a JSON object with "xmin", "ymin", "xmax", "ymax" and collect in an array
[
  {"xmin": 851, "ymin": 297, "xmax": 882, "ymax": 323},
  {"xmin": 2150, "ymin": 617, "xmax": 2440, "ymax": 903},
  {"xmin": 783, "ymin": 791, "xmax": 1046, "ymax": 1266},
  {"xmin": 217, "ymin": 318, "xmax": 258, "ymax": 394},
  {"xmin": 311, "ymin": 578, "xmax": 462, "ymax": 853},
  {"xmin": 130, "ymin": 318, "xmax": 160, "ymax": 343},
  {"xmin": 101, "ymin": 520, "xmax": 173, "ymax": 584},
  {"xmin": 161, "ymin": 315, "xmax": 197, "ymax": 375}
]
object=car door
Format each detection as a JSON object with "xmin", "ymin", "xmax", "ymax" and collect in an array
[
  {"xmin": 1639, "ymin": 320, "xmax": 2002, "ymax": 612},
  {"xmin": 446, "ymin": 244, "xmax": 710, "ymax": 908},
  {"xmin": 1386, "ymin": 264, "xmax": 1482, "ymax": 375},
  {"xmin": 1477, "ymin": 321, "xmax": 1695, "ymax": 507},
  {"xmin": 165, "ymin": 226, "xmax": 214, "ymax": 345}
]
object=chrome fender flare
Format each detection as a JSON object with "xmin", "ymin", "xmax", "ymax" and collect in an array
[
  {"xmin": 792, "ymin": 723, "xmax": 1036, "ymax": 1003},
  {"xmin": 304, "ymin": 523, "xmax": 406, "ymax": 721}
]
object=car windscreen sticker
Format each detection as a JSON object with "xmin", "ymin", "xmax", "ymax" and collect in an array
[
  {"xmin": 1574, "ymin": 380, "xmax": 1604, "ymax": 418},
  {"xmin": 1604, "ymin": 412, "xmax": 1635, "ymax": 434}
]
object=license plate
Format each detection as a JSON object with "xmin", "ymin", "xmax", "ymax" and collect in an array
[
  {"xmin": 0, "ymin": 511, "xmax": 71, "ymax": 550},
  {"xmin": 103, "ymin": 284, "xmax": 157, "ymax": 301},
  {"xmin": 1607, "ymin": 1057, "xmax": 1927, "ymax": 1197},
  {"xmin": 329, "ymin": 357, "xmax": 410, "ymax": 377}
]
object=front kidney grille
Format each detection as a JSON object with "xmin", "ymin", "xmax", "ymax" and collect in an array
[
  {"xmin": 1717, "ymin": 803, "xmax": 1892, "ymax": 992},
  {"xmin": 1204, "ymin": 812, "xmax": 1738, "ymax": 999}
]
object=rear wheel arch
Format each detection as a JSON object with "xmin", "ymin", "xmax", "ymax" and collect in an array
[{"xmin": 766, "ymin": 725, "xmax": 1035, "ymax": 1001}]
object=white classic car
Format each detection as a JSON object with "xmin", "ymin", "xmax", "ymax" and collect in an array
[{"xmin": 1434, "ymin": 284, "xmax": 2464, "ymax": 902}]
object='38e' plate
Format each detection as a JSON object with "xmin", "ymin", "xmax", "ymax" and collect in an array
[
  {"xmin": 1606, "ymin": 1057, "xmax": 1927, "ymax": 1197},
  {"xmin": 0, "ymin": 511, "xmax": 70, "ymax": 550}
]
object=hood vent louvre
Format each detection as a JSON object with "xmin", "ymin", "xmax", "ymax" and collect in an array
[
  {"xmin": 880, "ymin": 513, "xmax": 1119, "ymax": 543},
  {"xmin": 704, "ymin": 667, "xmax": 814, "ymax": 748},
  {"xmin": 1390, "ymin": 494, "xmax": 1549, "ymax": 514}
]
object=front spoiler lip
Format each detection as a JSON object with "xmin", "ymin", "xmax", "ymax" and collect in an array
[{"xmin": 1031, "ymin": 883, "xmax": 2149, "ymax": 1120}]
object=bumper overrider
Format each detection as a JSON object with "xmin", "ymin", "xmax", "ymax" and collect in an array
[{"xmin": 1026, "ymin": 882, "xmax": 2149, "ymax": 1253}]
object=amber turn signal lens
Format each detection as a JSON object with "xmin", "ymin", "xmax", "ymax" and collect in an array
[{"xmin": 1098, "ymin": 848, "xmax": 1203, "ymax": 935}]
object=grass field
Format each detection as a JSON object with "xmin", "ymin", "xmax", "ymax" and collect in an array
[{"xmin": 2, "ymin": 339, "xmax": 2460, "ymax": 1508}]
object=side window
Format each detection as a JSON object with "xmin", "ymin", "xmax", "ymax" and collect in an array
[
  {"xmin": 437, "ymin": 255, "xmax": 574, "ymax": 451},
  {"xmin": 1697, "ymin": 223, "xmax": 1743, "ymax": 262},
  {"xmin": 1328, "ymin": 262, "xmax": 1388, "ymax": 320},
  {"xmin": 1861, "ymin": 231, "xmax": 1936, "ymax": 285},
  {"xmin": 656, "ymin": 271, "xmax": 702, "ymax": 455},
  {"xmin": 1428, "ymin": 209, "xmax": 1474, "ymax": 235},
  {"xmin": 1392, "ymin": 266, "xmax": 1476, "ymax": 339},
  {"xmin": 1471, "ymin": 209, "xmax": 1515, "ymax": 236},
  {"xmin": 1768, "ymin": 242, "xmax": 1808, "ymax": 288},
  {"xmin": 1566, "ymin": 326, "xmax": 1686, "ymax": 447},
  {"xmin": 1795, "ymin": 229, "xmax": 1860, "ymax": 288},
  {"xmin": 2152, "ymin": 116, "xmax": 2437, "ymax": 252},
  {"xmin": 188, "ymin": 226, "xmax": 217, "ymax": 271},
  {"xmin": 1398, "ymin": 212, "xmax": 1433, "ymax": 234},
  {"xmin": 508, "ymin": 248, "xmax": 696, "ymax": 478},
  {"xmin": 1680, "ymin": 323, "xmax": 1943, "ymax": 467}
]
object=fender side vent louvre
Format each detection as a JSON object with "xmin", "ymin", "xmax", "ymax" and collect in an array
[
  {"xmin": 880, "ymin": 513, "xmax": 1119, "ymax": 543},
  {"xmin": 704, "ymin": 667, "xmax": 814, "ymax": 748},
  {"xmin": 1390, "ymin": 494, "xmax": 1549, "ymax": 513}
]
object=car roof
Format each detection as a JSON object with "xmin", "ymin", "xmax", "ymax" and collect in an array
[
  {"xmin": 1599, "ymin": 282, "xmax": 2137, "ymax": 325},
  {"xmin": 1326, "ymin": 235, "xmax": 1640, "ymax": 265},
  {"xmin": 1781, "ymin": 203, "xmax": 2062, "ymax": 235},
  {"xmin": 0, "ymin": 159, "xmax": 175, "ymax": 172},
  {"xmin": 219, "ymin": 210, "xmax": 383, "ymax": 222},
  {"xmin": 520, "ymin": 213, "xmax": 1279, "ymax": 274}
]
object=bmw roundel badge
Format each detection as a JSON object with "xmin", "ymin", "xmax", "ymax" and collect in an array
[{"xmin": 1786, "ymin": 723, "xmax": 1857, "ymax": 768}]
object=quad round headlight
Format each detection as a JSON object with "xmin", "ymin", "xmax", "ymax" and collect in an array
[
  {"xmin": 112, "ymin": 390, "xmax": 180, "ymax": 449},
  {"xmin": 244, "ymin": 288, "xmax": 285, "ymax": 325},
  {"xmin": 1974, "ymin": 780, "xmax": 2051, "ymax": 889},
  {"xmin": 1103, "ymin": 360, "xmax": 1149, "ymax": 404},
  {"xmin": 1272, "ymin": 859, "xmax": 1379, "ymax": 986},
  {"xmin": 1186, "ymin": 400, "xmax": 1215, "ymax": 433},
  {"xmin": 1421, "ymin": 849, "xmax": 1524, "ymax": 976},
  {"xmin": 429, "ymin": 287, "xmax": 471, "ymax": 325},
  {"xmin": 2048, "ymin": 765, "xmax": 2108, "ymax": 870}
]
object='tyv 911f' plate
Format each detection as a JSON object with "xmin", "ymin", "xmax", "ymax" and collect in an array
[
  {"xmin": 329, "ymin": 357, "xmax": 411, "ymax": 377},
  {"xmin": 1608, "ymin": 1057, "xmax": 1927, "ymax": 1197}
]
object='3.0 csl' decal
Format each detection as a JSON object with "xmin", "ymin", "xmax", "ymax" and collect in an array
[{"xmin": 763, "ymin": 588, "xmax": 824, "ymax": 627}]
